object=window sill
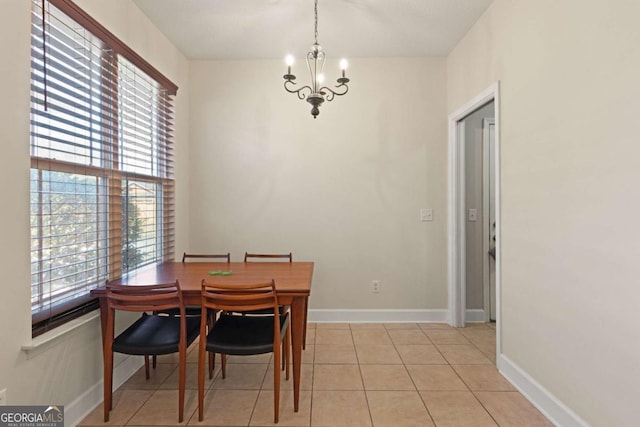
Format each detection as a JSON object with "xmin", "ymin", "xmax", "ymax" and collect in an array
[{"xmin": 22, "ymin": 311, "xmax": 100, "ymax": 359}]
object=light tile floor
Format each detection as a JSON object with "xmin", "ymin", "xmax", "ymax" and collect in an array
[{"xmin": 78, "ymin": 322, "xmax": 553, "ymax": 426}]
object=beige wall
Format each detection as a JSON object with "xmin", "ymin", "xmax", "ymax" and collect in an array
[
  {"xmin": 188, "ymin": 58, "xmax": 448, "ymax": 310},
  {"xmin": 0, "ymin": 0, "xmax": 34, "ymax": 404},
  {"xmin": 0, "ymin": 0, "xmax": 190, "ymax": 409},
  {"xmin": 448, "ymin": 0, "xmax": 640, "ymax": 424}
]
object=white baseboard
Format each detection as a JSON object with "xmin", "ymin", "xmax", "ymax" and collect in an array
[
  {"xmin": 465, "ymin": 309, "xmax": 486, "ymax": 323},
  {"xmin": 498, "ymin": 354, "xmax": 589, "ymax": 427},
  {"xmin": 308, "ymin": 309, "xmax": 449, "ymax": 323},
  {"xmin": 65, "ymin": 355, "xmax": 144, "ymax": 427}
]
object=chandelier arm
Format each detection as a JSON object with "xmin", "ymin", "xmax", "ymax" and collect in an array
[
  {"xmin": 284, "ymin": 80, "xmax": 313, "ymax": 100},
  {"xmin": 319, "ymin": 83, "xmax": 349, "ymax": 102}
]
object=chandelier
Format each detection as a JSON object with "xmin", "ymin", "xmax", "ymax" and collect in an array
[{"xmin": 283, "ymin": 0, "xmax": 350, "ymax": 119}]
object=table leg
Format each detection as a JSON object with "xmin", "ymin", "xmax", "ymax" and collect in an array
[
  {"xmin": 291, "ymin": 296, "xmax": 305, "ymax": 412},
  {"xmin": 99, "ymin": 297, "xmax": 108, "ymax": 353}
]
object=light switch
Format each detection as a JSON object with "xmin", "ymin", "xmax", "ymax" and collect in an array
[
  {"xmin": 420, "ymin": 208, "xmax": 433, "ymax": 222},
  {"xmin": 468, "ymin": 209, "xmax": 477, "ymax": 222}
]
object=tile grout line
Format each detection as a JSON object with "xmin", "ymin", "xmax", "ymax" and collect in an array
[
  {"xmin": 386, "ymin": 323, "xmax": 438, "ymax": 426},
  {"xmin": 442, "ymin": 325, "xmax": 499, "ymax": 427},
  {"xmin": 245, "ymin": 358, "xmax": 270, "ymax": 427},
  {"xmin": 351, "ymin": 325, "xmax": 375, "ymax": 427},
  {"xmin": 308, "ymin": 325, "xmax": 316, "ymax": 427}
]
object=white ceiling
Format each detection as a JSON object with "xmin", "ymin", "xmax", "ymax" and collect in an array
[{"xmin": 133, "ymin": 0, "xmax": 493, "ymax": 60}]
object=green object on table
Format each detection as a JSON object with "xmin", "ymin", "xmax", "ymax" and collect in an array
[{"xmin": 208, "ymin": 270, "xmax": 233, "ymax": 276}]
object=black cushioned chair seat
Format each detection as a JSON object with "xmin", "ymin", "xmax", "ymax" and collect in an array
[
  {"xmin": 113, "ymin": 313, "xmax": 200, "ymax": 355},
  {"xmin": 206, "ymin": 313, "xmax": 289, "ymax": 355}
]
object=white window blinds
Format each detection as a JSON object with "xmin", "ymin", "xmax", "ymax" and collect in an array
[{"xmin": 30, "ymin": 0, "xmax": 176, "ymax": 336}]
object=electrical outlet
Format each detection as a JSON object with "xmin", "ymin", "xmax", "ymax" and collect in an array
[
  {"xmin": 371, "ymin": 280, "xmax": 381, "ymax": 293},
  {"xmin": 0, "ymin": 388, "xmax": 7, "ymax": 405}
]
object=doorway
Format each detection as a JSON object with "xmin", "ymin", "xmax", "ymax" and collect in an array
[
  {"xmin": 447, "ymin": 83, "xmax": 501, "ymax": 362},
  {"xmin": 461, "ymin": 104, "xmax": 495, "ymax": 323}
]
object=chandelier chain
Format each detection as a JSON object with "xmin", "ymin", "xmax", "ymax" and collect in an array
[{"xmin": 314, "ymin": 0, "xmax": 319, "ymax": 45}]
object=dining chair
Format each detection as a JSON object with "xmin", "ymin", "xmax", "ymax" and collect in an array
[
  {"xmin": 198, "ymin": 280, "xmax": 290, "ymax": 423},
  {"xmin": 149, "ymin": 253, "xmax": 229, "ymax": 370},
  {"xmin": 243, "ymin": 252, "xmax": 298, "ymax": 363},
  {"xmin": 152, "ymin": 252, "xmax": 229, "ymax": 318},
  {"xmin": 244, "ymin": 252, "xmax": 308, "ymax": 350},
  {"xmin": 183, "ymin": 252, "xmax": 231, "ymax": 263},
  {"xmin": 177, "ymin": 252, "xmax": 230, "ymax": 316},
  {"xmin": 104, "ymin": 281, "xmax": 200, "ymax": 422},
  {"xmin": 178, "ymin": 252, "xmax": 230, "ymax": 374}
]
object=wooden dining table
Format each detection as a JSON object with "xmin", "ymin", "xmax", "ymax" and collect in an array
[{"xmin": 91, "ymin": 261, "xmax": 314, "ymax": 412}]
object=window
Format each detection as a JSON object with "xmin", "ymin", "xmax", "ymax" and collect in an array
[{"xmin": 30, "ymin": 0, "xmax": 177, "ymax": 336}]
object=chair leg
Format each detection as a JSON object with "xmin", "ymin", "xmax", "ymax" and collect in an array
[
  {"xmin": 207, "ymin": 310, "xmax": 216, "ymax": 379},
  {"xmin": 285, "ymin": 326, "xmax": 291, "ymax": 381},
  {"xmin": 198, "ymin": 336, "xmax": 206, "ymax": 421},
  {"xmin": 281, "ymin": 306, "xmax": 289, "ymax": 372},
  {"xmin": 178, "ymin": 345, "xmax": 186, "ymax": 423},
  {"xmin": 152, "ymin": 354, "xmax": 157, "ymax": 369},
  {"xmin": 144, "ymin": 355, "xmax": 150, "ymax": 379},
  {"xmin": 109, "ymin": 361, "xmax": 114, "ymax": 412},
  {"xmin": 273, "ymin": 347, "xmax": 281, "ymax": 423},
  {"xmin": 199, "ymin": 307, "xmax": 210, "ymax": 422},
  {"xmin": 221, "ymin": 354, "xmax": 227, "ymax": 379},
  {"xmin": 103, "ymin": 350, "xmax": 113, "ymax": 422},
  {"xmin": 208, "ymin": 352, "xmax": 215, "ymax": 379}
]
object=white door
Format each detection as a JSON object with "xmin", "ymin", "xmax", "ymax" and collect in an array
[{"xmin": 483, "ymin": 119, "xmax": 497, "ymax": 321}]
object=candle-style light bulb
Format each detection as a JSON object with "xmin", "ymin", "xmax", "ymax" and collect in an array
[
  {"xmin": 339, "ymin": 58, "xmax": 348, "ymax": 78},
  {"xmin": 285, "ymin": 54, "xmax": 294, "ymax": 74},
  {"xmin": 317, "ymin": 73, "xmax": 325, "ymax": 85}
]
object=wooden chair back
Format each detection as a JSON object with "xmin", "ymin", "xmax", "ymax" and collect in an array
[
  {"xmin": 200, "ymin": 280, "xmax": 279, "ymax": 314},
  {"xmin": 106, "ymin": 281, "xmax": 183, "ymax": 314},
  {"xmin": 183, "ymin": 252, "xmax": 231, "ymax": 263},
  {"xmin": 243, "ymin": 252, "xmax": 292, "ymax": 262}
]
